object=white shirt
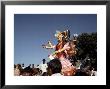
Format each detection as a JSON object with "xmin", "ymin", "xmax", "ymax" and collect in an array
[
  {"xmin": 22, "ymin": 67, "xmax": 25, "ymax": 69},
  {"xmin": 51, "ymin": 73, "xmax": 63, "ymax": 76},
  {"xmin": 39, "ymin": 63, "xmax": 48, "ymax": 73}
]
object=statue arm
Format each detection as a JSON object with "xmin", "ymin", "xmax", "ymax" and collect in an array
[
  {"xmin": 42, "ymin": 41, "xmax": 56, "ymax": 49},
  {"xmin": 45, "ymin": 45, "xmax": 55, "ymax": 49}
]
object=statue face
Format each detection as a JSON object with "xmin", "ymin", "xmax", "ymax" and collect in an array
[{"xmin": 57, "ymin": 33, "xmax": 63, "ymax": 41}]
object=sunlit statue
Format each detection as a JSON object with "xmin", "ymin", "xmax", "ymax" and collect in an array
[{"xmin": 42, "ymin": 30, "xmax": 77, "ymax": 76}]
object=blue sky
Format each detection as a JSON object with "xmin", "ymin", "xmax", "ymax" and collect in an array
[{"xmin": 14, "ymin": 14, "xmax": 97, "ymax": 67}]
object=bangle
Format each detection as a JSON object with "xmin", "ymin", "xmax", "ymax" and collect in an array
[{"xmin": 61, "ymin": 48, "xmax": 64, "ymax": 51}]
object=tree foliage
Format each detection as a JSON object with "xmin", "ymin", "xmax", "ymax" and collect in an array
[
  {"xmin": 73, "ymin": 32, "xmax": 97, "ymax": 69},
  {"xmin": 77, "ymin": 32, "xmax": 97, "ymax": 59}
]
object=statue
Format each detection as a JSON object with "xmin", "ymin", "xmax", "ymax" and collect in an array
[{"xmin": 42, "ymin": 30, "xmax": 77, "ymax": 76}]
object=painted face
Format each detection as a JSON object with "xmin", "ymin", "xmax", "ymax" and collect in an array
[
  {"xmin": 55, "ymin": 31, "xmax": 65, "ymax": 42},
  {"xmin": 57, "ymin": 33, "xmax": 63, "ymax": 41}
]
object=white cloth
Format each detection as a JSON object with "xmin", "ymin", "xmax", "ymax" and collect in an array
[
  {"xmin": 91, "ymin": 70, "xmax": 97, "ymax": 76},
  {"xmin": 51, "ymin": 73, "xmax": 63, "ymax": 76},
  {"xmin": 39, "ymin": 63, "xmax": 48, "ymax": 73},
  {"xmin": 22, "ymin": 67, "xmax": 25, "ymax": 69}
]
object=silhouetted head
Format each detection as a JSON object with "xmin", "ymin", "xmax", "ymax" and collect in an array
[
  {"xmin": 47, "ymin": 58, "xmax": 62, "ymax": 75},
  {"xmin": 42, "ymin": 59, "xmax": 46, "ymax": 64}
]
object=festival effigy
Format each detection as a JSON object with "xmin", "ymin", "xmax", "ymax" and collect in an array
[{"xmin": 42, "ymin": 30, "xmax": 77, "ymax": 76}]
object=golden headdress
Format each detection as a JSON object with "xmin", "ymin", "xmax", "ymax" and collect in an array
[{"xmin": 54, "ymin": 30, "xmax": 70, "ymax": 39}]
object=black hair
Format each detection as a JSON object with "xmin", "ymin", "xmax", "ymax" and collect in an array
[
  {"xmin": 47, "ymin": 58, "xmax": 62, "ymax": 74},
  {"xmin": 42, "ymin": 59, "xmax": 46, "ymax": 64},
  {"xmin": 74, "ymin": 70, "xmax": 88, "ymax": 76}
]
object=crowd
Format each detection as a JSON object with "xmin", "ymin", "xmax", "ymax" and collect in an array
[{"xmin": 14, "ymin": 58, "xmax": 97, "ymax": 76}]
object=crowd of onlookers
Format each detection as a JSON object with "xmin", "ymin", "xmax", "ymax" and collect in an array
[{"xmin": 14, "ymin": 58, "xmax": 97, "ymax": 76}]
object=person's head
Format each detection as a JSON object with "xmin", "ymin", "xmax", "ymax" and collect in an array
[
  {"xmin": 42, "ymin": 59, "xmax": 46, "ymax": 64},
  {"xmin": 22, "ymin": 63, "xmax": 24, "ymax": 67},
  {"xmin": 16, "ymin": 64, "xmax": 21, "ymax": 69},
  {"xmin": 29, "ymin": 64, "xmax": 31, "ymax": 66},
  {"xmin": 32, "ymin": 64, "xmax": 34, "ymax": 68},
  {"xmin": 47, "ymin": 58, "xmax": 62, "ymax": 75}
]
